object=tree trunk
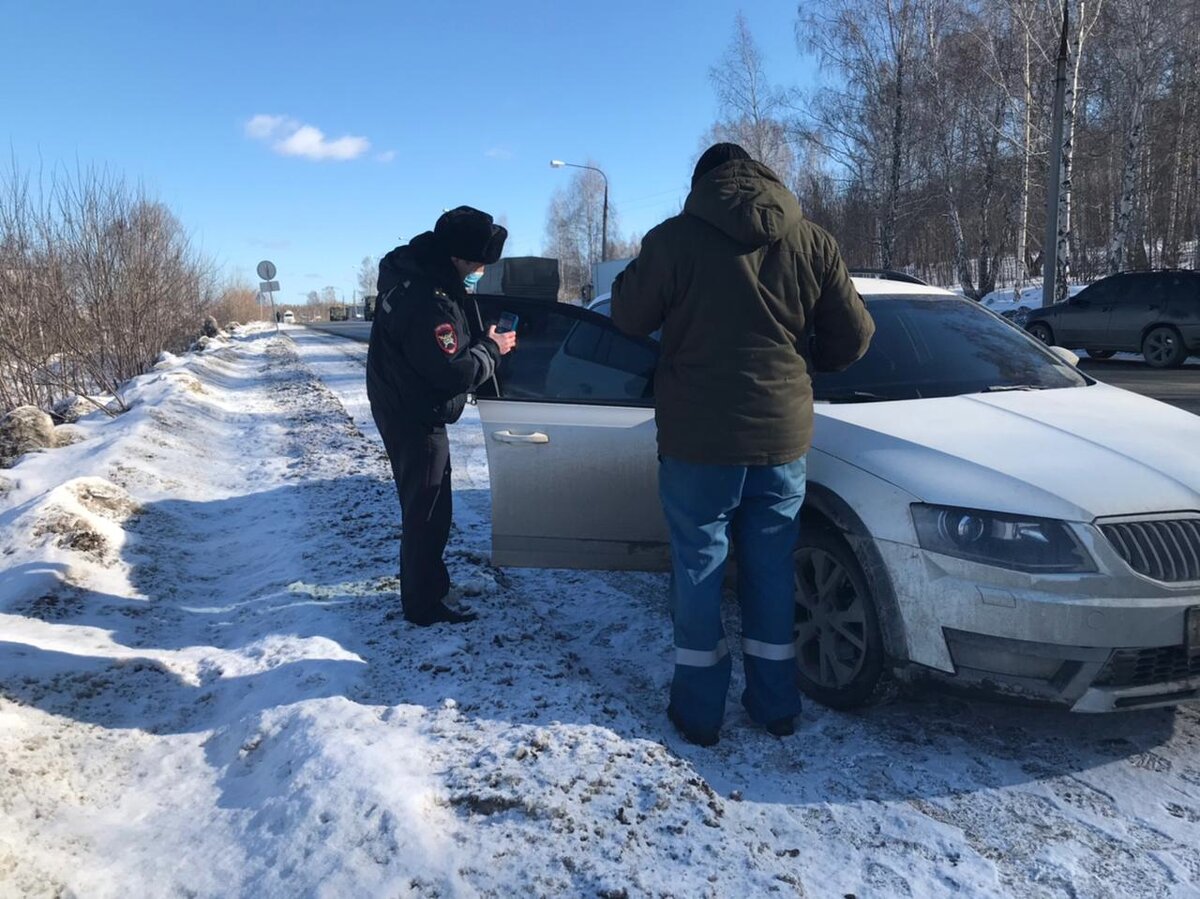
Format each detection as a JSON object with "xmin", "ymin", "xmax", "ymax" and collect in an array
[
  {"xmin": 1056, "ymin": 0, "xmax": 1101, "ymax": 302},
  {"xmin": 1014, "ymin": 0, "xmax": 1034, "ymax": 289},
  {"xmin": 1106, "ymin": 0, "xmax": 1152, "ymax": 274}
]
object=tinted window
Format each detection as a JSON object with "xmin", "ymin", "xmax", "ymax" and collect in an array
[
  {"xmin": 814, "ymin": 296, "xmax": 1089, "ymax": 401},
  {"xmin": 474, "ymin": 296, "xmax": 657, "ymax": 405},
  {"xmin": 1167, "ymin": 274, "xmax": 1200, "ymax": 314},
  {"xmin": 1073, "ymin": 281, "xmax": 1110, "ymax": 305}
]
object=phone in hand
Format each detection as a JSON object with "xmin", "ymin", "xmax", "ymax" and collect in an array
[{"xmin": 497, "ymin": 311, "xmax": 519, "ymax": 334}]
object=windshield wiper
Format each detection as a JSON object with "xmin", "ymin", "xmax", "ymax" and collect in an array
[
  {"xmin": 815, "ymin": 390, "xmax": 901, "ymax": 404},
  {"xmin": 980, "ymin": 384, "xmax": 1051, "ymax": 393}
]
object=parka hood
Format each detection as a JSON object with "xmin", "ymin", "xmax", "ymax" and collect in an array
[
  {"xmin": 683, "ymin": 159, "xmax": 803, "ymax": 248},
  {"xmin": 377, "ymin": 232, "xmax": 465, "ymax": 300}
]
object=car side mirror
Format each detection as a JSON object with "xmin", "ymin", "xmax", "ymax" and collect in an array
[{"xmin": 1050, "ymin": 346, "xmax": 1080, "ymax": 367}]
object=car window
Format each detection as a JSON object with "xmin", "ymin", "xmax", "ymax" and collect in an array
[
  {"xmin": 1073, "ymin": 282, "xmax": 1108, "ymax": 305},
  {"xmin": 1167, "ymin": 274, "xmax": 1200, "ymax": 312},
  {"xmin": 474, "ymin": 295, "xmax": 658, "ymax": 405},
  {"xmin": 814, "ymin": 296, "xmax": 1089, "ymax": 401}
]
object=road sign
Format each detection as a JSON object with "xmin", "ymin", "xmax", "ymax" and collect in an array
[
  {"xmin": 259, "ymin": 280, "xmax": 280, "ymax": 293},
  {"xmin": 257, "ymin": 260, "xmax": 277, "ymax": 281}
]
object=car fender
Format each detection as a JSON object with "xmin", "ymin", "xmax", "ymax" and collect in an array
[{"xmin": 803, "ymin": 479, "xmax": 911, "ymax": 665}]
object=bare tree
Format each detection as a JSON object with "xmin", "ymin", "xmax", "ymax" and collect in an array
[
  {"xmin": 542, "ymin": 163, "xmax": 621, "ymax": 300},
  {"xmin": 708, "ymin": 12, "xmax": 796, "ymax": 182},
  {"xmin": 798, "ymin": 0, "xmax": 919, "ymax": 269},
  {"xmin": 0, "ymin": 162, "xmax": 215, "ymax": 415},
  {"xmin": 1105, "ymin": 0, "xmax": 1162, "ymax": 272},
  {"xmin": 356, "ymin": 255, "xmax": 379, "ymax": 297}
]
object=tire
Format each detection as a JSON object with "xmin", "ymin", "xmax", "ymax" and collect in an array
[
  {"xmin": 1086, "ymin": 349, "xmax": 1116, "ymax": 360},
  {"xmin": 1028, "ymin": 322, "xmax": 1054, "ymax": 345},
  {"xmin": 793, "ymin": 528, "xmax": 886, "ymax": 709},
  {"xmin": 1142, "ymin": 326, "xmax": 1187, "ymax": 369}
]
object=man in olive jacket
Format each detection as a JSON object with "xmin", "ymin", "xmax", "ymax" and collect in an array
[{"xmin": 611, "ymin": 143, "xmax": 874, "ymax": 746}]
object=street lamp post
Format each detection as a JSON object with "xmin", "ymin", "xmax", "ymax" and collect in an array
[{"xmin": 550, "ymin": 159, "xmax": 608, "ymax": 262}]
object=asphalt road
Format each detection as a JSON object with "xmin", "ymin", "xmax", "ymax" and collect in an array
[
  {"xmin": 304, "ymin": 321, "xmax": 372, "ymax": 343},
  {"xmin": 304, "ymin": 323, "xmax": 1199, "ymax": 416},
  {"xmin": 1078, "ymin": 356, "xmax": 1200, "ymax": 415}
]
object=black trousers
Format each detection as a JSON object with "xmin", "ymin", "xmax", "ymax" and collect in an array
[{"xmin": 372, "ymin": 407, "xmax": 453, "ymax": 618}]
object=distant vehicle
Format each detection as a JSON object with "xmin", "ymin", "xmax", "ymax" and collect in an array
[
  {"xmin": 1026, "ymin": 270, "xmax": 1200, "ymax": 368},
  {"xmin": 328, "ymin": 305, "xmax": 349, "ymax": 322},
  {"xmin": 477, "ymin": 257, "xmax": 560, "ymax": 300},
  {"xmin": 590, "ymin": 258, "xmax": 635, "ymax": 299},
  {"xmin": 282, "ymin": 310, "xmax": 295, "ymax": 324}
]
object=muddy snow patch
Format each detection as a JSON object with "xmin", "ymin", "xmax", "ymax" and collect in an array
[{"xmin": 30, "ymin": 478, "xmax": 139, "ymax": 562}]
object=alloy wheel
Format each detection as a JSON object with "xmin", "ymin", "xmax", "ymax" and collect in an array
[
  {"xmin": 1028, "ymin": 323, "xmax": 1053, "ymax": 345},
  {"xmin": 794, "ymin": 547, "xmax": 869, "ymax": 689},
  {"xmin": 1143, "ymin": 327, "xmax": 1183, "ymax": 368}
]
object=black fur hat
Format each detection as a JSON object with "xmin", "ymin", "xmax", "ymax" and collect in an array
[{"xmin": 434, "ymin": 206, "xmax": 508, "ymax": 264}]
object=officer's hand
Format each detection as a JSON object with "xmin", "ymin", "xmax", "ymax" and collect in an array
[{"xmin": 488, "ymin": 325, "xmax": 517, "ymax": 356}]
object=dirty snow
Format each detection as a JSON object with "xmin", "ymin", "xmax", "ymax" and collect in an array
[{"xmin": 2, "ymin": 324, "xmax": 1199, "ymax": 898}]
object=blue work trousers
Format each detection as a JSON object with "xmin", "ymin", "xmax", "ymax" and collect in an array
[{"xmin": 659, "ymin": 454, "xmax": 806, "ymax": 734}]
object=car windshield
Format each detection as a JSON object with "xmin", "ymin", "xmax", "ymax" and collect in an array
[{"xmin": 813, "ymin": 295, "xmax": 1089, "ymax": 402}]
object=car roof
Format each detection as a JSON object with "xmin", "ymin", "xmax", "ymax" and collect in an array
[
  {"xmin": 586, "ymin": 280, "xmax": 954, "ymax": 306},
  {"xmin": 851, "ymin": 276, "xmax": 957, "ymax": 297}
]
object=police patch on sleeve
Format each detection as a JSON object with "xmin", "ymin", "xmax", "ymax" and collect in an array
[{"xmin": 434, "ymin": 322, "xmax": 458, "ymax": 355}]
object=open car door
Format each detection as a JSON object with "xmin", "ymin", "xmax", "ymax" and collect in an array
[{"xmin": 473, "ymin": 295, "xmax": 669, "ymax": 571}]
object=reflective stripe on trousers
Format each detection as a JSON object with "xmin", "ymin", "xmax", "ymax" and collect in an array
[
  {"xmin": 742, "ymin": 638, "xmax": 796, "ymax": 662},
  {"xmin": 675, "ymin": 639, "xmax": 730, "ymax": 668}
]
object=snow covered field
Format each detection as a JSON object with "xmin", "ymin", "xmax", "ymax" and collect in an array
[{"xmin": 2, "ymin": 324, "xmax": 1200, "ymax": 898}]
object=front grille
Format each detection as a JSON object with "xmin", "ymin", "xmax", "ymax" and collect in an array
[
  {"xmin": 1099, "ymin": 516, "xmax": 1200, "ymax": 583},
  {"xmin": 1095, "ymin": 646, "xmax": 1200, "ymax": 687}
]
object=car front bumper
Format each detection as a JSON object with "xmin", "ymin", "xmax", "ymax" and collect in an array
[{"xmin": 878, "ymin": 539, "xmax": 1200, "ymax": 711}]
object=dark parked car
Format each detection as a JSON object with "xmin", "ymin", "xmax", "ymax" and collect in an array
[{"xmin": 1026, "ymin": 270, "xmax": 1200, "ymax": 368}]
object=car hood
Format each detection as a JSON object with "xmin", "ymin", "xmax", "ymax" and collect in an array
[{"xmin": 814, "ymin": 382, "xmax": 1200, "ymax": 521}]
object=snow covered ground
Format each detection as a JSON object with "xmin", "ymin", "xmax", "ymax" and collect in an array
[{"xmin": 3, "ymin": 324, "xmax": 1200, "ymax": 898}]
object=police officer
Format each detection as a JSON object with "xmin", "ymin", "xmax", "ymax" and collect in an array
[{"xmin": 367, "ymin": 206, "xmax": 516, "ymax": 626}]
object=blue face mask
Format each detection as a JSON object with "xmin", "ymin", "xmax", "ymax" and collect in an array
[{"xmin": 463, "ymin": 271, "xmax": 483, "ymax": 290}]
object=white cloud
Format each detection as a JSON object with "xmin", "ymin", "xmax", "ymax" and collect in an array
[
  {"xmin": 376, "ymin": 150, "xmax": 397, "ymax": 163},
  {"xmin": 485, "ymin": 146, "xmax": 514, "ymax": 160},
  {"xmin": 244, "ymin": 114, "xmax": 295, "ymax": 140},
  {"xmin": 245, "ymin": 114, "xmax": 371, "ymax": 162}
]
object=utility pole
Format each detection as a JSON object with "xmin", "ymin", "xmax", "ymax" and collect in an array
[{"xmin": 1042, "ymin": 2, "xmax": 1070, "ymax": 308}]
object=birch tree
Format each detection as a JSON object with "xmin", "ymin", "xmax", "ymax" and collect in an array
[{"xmin": 708, "ymin": 12, "xmax": 796, "ymax": 183}]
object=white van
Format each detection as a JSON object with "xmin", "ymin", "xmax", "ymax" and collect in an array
[{"xmin": 282, "ymin": 310, "xmax": 294, "ymax": 324}]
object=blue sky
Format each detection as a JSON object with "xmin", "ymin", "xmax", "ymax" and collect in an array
[{"xmin": 3, "ymin": 0, "xmax": 819, "ymax": 303}]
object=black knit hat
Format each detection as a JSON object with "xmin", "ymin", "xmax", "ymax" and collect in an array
[
  {"xmin": 434, "ymin": 206, "xmax": 508, "ymax": 264},
  {"xmin": 692, "ymin": 142, "xmax": 752, "ymax": 187}
]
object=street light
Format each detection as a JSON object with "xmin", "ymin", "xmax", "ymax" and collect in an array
[{"xmin": 550, "ymin": 159, "xmax": 609, "ymax": 262}]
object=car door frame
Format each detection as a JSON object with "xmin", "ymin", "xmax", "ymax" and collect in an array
[{"xmin": 471, "ymin": 294, "xmax": 670, "ymax": 572}]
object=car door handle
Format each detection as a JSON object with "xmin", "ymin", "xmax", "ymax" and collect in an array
[{"xmin": 492, "ymin": 430, "xmax": 549, "ymax": 445}]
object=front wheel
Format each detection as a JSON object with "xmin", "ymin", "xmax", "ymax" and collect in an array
[
  {"xmin": 1142, "ymin": 326, "xmax": 1187, "ymax": 369},
  {"xmin": 1027, "ymin": 322, "xmax": 1054, "ymax": 345},
  {"xmin": 793, "ymin": 529, "xmax": 886, "ymax": 709}
]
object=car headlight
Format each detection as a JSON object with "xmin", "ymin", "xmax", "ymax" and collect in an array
[{"xmin": 911, "ymin": 505, "xmax": 1095, "ymax": 573}]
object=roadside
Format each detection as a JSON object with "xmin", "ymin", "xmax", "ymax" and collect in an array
[
  {"xmin": 1079, "ymin": 357, "xmax": 1200, "ymax": 416},
  {"xmin": 1, "ymin": 326, "xmax": 1198, "ymax": 897}
]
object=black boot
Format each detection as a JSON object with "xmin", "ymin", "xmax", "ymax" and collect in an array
[
  {"xmin": 765, "ymin": 716, "xmax": 796, "ymax": 737},
  {"xmin": 667, "ymin": 704, "xmax": 720, "ymax": 747},
  {"xmin": 405, "ymin": 601, "xmax": 478, "ymax": 627}
]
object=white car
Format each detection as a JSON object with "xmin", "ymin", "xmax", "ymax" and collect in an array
[
  {"xmin": 282, "ymin": 310, "xmax": 295, "ymax": 324},
  {"xmin": 473, "ymin": 277, "xmax": 1200, "ymax": 712}
]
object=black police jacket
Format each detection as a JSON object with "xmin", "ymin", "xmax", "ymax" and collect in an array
[{"xmin": 366, "ymin": 233, "xmax": 500, "ymax": 428}]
